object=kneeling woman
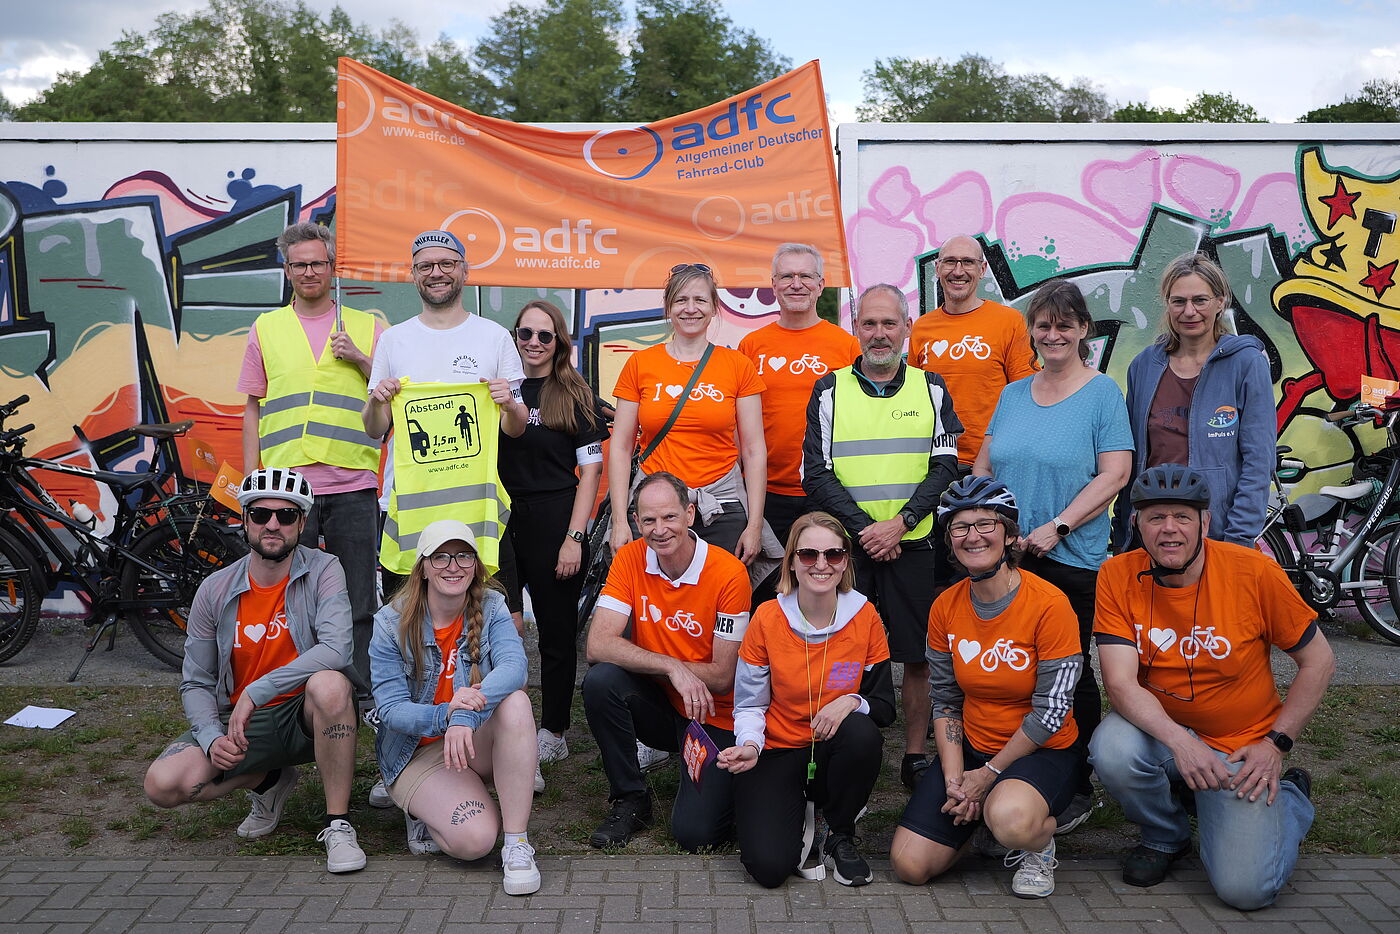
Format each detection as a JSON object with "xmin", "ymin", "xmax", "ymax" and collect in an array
[
  {"xmin": 370, "ymin": 520, "xmax": 541, "ymax": 896},
  {"xmin": 891, "ymin": 477, "xmax": 1081, "ymax": 899},
  {"xmin": 717, "ymin": 512, "xmax": 895, "ymax": 888}
]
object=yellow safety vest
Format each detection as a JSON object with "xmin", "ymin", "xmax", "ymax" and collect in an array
[
  {"xmin": 830, "ymin": 366, "xmax": 936, "ymax": 540},
  {"xmin": 380, "ymin": 380, "xmax": 511, "ymax": 575},
  {"xmin": 255, "ymin": 305, "xmax": 381, "ymax": 472}
]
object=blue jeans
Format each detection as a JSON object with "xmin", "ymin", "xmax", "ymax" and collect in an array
[{"xmin": 1090, "ymin": 712, "xmax": 1314, "ymax": 910}]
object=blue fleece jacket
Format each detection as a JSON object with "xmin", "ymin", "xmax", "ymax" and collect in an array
[{"xmin": 1118, "ymin": 333, "xmax": 1276, "ymax": 546}]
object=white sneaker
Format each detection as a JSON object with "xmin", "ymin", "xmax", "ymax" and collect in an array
[
  {"xmin": 404, "ymin": 810, "xmax": 440, "ymax": 855},
  {"xmin": 317, "ymin": 819, "xmax": 368, "ymax": 873},
  {"xmin": 368, "ymin": 778, "xmax": 393, "ymax": 809},
  {"xmin": 533, "ymin": 763, "xmax": 546, "ymax": 794},
  {"xmin": 1007, "ymin": 837, "xmax": 1057, "ymax": 898},
  {"xmin": 636, "ymin": 741, "xmax": 671, "ymax": 772},
  {"xmin": 236, "ymin": 768, "xmax": 299, "ymax": 839},
  {"xmin": 537, "ymin": 728, "xmax": 569, "ymax": 764},
  {"xmin": 501, "ymin": 838, "xmax": 541, "ymax": 895}
]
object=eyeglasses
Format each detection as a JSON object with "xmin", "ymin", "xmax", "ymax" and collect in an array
[
  {"xmin": 286, "ymin": 261, "xmax": 330, "ymax": 275},
  {"xmin": 670, "ymin": 263, "xmax": 712, "ymax": 274},
  {"xmin": 948, "ymin": 517, "xmax": 1001, "ymax": 538},
  {"xmin": 774, "ymin": 273, "xmax": 821, "ymax": 285},
  {"xmin": 245, "ymin": 506, "xmax": 303, "ymax": 525},
  {"xmin": 428, "ymin": 551, "xmax": 477, "ymax": 570},
  {"xmin": 937, "ymin": 257, "xmax": 983, "ymax": 269},
  {"xmin": 1167, "ymin": 296, "xmax": 1219, "ymax": 310},
  {"xmin": 794, "ymin": 547, "xmax": 849, "ymax": 567},
  {"xmin": 414, "ymin": 259, "xmax": 462, "ymax": 275},
  {"xmin": 514, "ymin": 327, "xmax": 555, "ymax": 345}
]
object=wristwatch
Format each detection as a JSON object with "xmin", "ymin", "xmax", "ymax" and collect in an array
[
  {"xmin": 566, "ymin": 529, "xmax": 585, "ymax": 543},
  {"xmin": 900, "ymin": 509, "xmax": 919, "ymax": 531},
  {"xmin": 1052, "ymin": 515, "xmax": 1071, "ymax": 537},
  {"xmin": 1266, "ymin": 729, "xmax": 1294, "ymax": 753}
]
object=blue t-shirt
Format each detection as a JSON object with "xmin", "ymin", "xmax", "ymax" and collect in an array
[{"xmin": 986, "ymin": 373, "xmax": 1133, "ymax": 570}]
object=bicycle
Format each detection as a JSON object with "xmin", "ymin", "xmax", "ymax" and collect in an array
[
  {"xmin": 0, "ymin": 395, "xmax": 247, "ymax": 676},
  {"xmin": 1178, "ymin": 625, "xmax": 1232, "ymax": 660},
  {"xmin": 1256, "ymin": 399, "xmax": 1400, "ymax": 645}
]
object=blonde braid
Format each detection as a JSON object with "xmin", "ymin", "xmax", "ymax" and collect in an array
[{"xmin": 464, "ymin": 571, "xmax": 488, "ymax": 684}]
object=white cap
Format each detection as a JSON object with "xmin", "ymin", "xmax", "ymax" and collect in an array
[{"xmin": 416, "ymin": 519, "xmax": 477, "ymax": 561}]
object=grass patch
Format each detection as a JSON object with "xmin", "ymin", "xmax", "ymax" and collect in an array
[{"xmin": 59, "ymin": 816, "xmax": 94, "ymax": 848}]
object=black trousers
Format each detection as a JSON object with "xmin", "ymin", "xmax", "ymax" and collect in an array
[
  {"xmin": 506, "ymin": 489, "xmax": 585, "ymax": 734},
  {"xmin": 1018, "ymin": 552, "xmax": 1101, "ymax": 796},
  {"xmin": 580, "ymin": 662, "xmax": 735, "ymax": 852},
  {"xmin": 303, "ymin": 487, "xmax": 379, "ymax": 685},
  {"xmin": 733, "ymin": 713, "xmax": 883, "ymax": 889}
]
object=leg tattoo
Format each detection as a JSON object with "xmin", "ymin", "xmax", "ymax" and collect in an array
[
  {"xmin": 321, "ymin": 723, "xmax": 355, "ymax": 740},
  {"xmin": 156, "ymin": 740, "xmax": 196, "ymax": 761},
  {"xmin": 449, "ymin": 799, "xmax": 486, "ymax": 826}
]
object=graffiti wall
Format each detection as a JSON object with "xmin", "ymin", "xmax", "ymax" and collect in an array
[{"xmin": 840, "ymin": 125, "xmax": 1400, "ymax": 492}]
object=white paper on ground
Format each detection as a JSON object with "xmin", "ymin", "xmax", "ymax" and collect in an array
[{"xmin": 4, "ymin": 705, "xmax": 77, "ymax": 729}]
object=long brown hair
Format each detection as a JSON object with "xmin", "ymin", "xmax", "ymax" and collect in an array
[
  {"xmin": 514, "ymin": 299, "xmax": 598, "ymax": 436},
  {"xmin": 391, "ymin": 548, "xmax": 497, "ymax": 684}
]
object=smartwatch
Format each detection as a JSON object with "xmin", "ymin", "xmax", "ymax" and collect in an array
[
  {"xmin": 1266, "ymin": 730, "xmax": 1294, "ymax": 753},
  {"xmin": 900, "ymin": 510, "xmax": 919, "ymax": 531},
  {"xmin": 1052, "ymin": 515, "xmax": 1071, "ymax": 537},
  {"xmin": 566, "ymin": 529, "xmax": 586, "ymax": 543}
]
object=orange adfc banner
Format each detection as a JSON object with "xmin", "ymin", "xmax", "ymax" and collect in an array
[{"xmin": 335, "ymin": 57, "xmax": 848, "ymax": 288}]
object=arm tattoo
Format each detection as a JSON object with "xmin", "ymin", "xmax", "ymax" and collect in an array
[
  {"xmin": 449, "ymin": 799, "xmax": 486, "ymax": 826},
  {"xmin": 156, "ymin": 740, "xmax": 196, "ymax": 761},
  {"xmin": 944, "ymin": 719, "xmax": 964, "ymax": 744},
  {"xmin": 321, "ymin": 722, "xmax": 355, "ymax": 740}
]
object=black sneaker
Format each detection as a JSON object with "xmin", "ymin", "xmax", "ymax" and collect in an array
[
  {"xmin": 588, "ymin": 793, "xmax": 652, "ymax": 849},
  {"xmin": 1122, "ymin": 842, "xmax": 1191, "ymax": 887},
  {"xmin": 1282, "ymin": 767, "xmax": 1312, "ymax": 800},
  {"xmin": 823, "ymin": 832, "xmax": 873, "ymax": 886},
  {"xmin": 900, "ymin": 754, "xmax": 931, "ymax": 790}
]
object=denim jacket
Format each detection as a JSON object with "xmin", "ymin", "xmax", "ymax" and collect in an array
[{"xmin": 369, "ymin": 588, "xmax": 526, "ymax": 786}]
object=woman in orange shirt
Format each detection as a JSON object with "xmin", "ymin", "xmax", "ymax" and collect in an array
[
  {"xmin": 608, "ymin": 264, "xmax": 768, "ymax": 562},
  {"xmin": 891, "ymin": 477, "xmax": 1082, "ymax": 899},
  {"xmin": 717, "ymin": 512, "xmax": 895, "ymax": 888}
]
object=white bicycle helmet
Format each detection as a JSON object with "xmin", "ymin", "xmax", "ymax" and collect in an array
[{"xmin": 237, "ymin": 467, "xmax": 314, "ymax": 511}]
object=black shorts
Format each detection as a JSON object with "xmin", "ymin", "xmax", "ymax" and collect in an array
[
  {"xmin": 897, "ymin": 741, "xmax": 1078, "ymax": 849},
  {"xmin": 853, "ymin": 544, "xmax": 941, "ymax": 664}
]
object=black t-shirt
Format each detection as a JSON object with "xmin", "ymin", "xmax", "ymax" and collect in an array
[{"xmin": 499, "ymin": 376, "xmax": 611, "ymax": 498}]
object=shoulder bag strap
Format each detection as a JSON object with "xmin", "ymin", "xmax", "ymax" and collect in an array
[{"xmin": 636, "ymin": 342, "xmax": 715, "ymax": 467}]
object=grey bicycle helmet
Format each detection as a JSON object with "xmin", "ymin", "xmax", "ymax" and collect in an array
[
  {"xmin": 937, "ymin": 475, "xmax": 1019, "ymax": 529},
  {"xmin": 237, "ymin": 467, "xmax": 314, "ymax": 511},
  {"xmin": 1130, "ymin": 463, "xmax": 1211, "ymax": 510}
]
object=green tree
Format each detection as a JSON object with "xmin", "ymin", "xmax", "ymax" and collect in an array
[
  {"xmin": 622, "ymin": 0, "xmax": 790, "ymax": 121},
  {"xmin": 1301, "ymin": 78, "xmax": 1400, "ymax": 123},
  {"xmin": 1111, "ymin": 91, "xmax": 1266, "ymax": 123},
  {"xmin": 858, "ymin": 53, "xmax": 1109, "ymax": 122},
  {"xmin": 0, "ymin": 90, "xmax": 16, "ymax": 122}
]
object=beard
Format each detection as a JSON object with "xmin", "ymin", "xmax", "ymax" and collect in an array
[
  {"xmin": 417, "ymin": 278, "xmax": 463, "ymax": 308},
  {"xmin": 250, "ymin": 532, "xmax": 297, "ymax": 562}
]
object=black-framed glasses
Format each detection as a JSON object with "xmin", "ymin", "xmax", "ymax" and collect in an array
[
  {"xmin": 514, "ymin": 327, "xmax": 555, "ymax": 345},
  {"xmin": 794, "ymin": 547, "xmax": 849, "ymax": 567},
  {"xmin": 414, "ymin": 259, "xmax": 461, "ymax": 275},
  {"xmin": 245, "ymin": 506, "xmax": 303, "ymax": 526},
  {"xmin": 286, "ymin": 261, "xmax": 331, "ymax": 274},
  {"xmin": 949, "ymin": 518, "xmax": 1001, "ymax": 538},
  {"xmin": 429, "ymin": 551, "xmax": 477, "ymax": 570},
  {"xmin": 670, "ymin": 263, "xmax": 712, "ymax": 274}
]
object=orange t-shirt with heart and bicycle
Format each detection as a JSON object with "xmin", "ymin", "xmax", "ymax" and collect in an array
[{"xmin": 229, "ymin": 574, "xmax": 302, "ymax": 709}]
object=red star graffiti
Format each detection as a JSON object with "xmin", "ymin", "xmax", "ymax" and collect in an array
[
  {"xmin": 1318, "ymin": 176, "xmax": 1360, "ymax": 228},
  {"xmin": 1361, "ymin": 259, "xmax": 1398, "ymax": 300}
]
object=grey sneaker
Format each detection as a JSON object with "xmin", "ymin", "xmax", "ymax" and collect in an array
[
  {"xmin": 236, "ymin": 768, "xmax": 299, "ymax": 839},
  {"xmin": 636, "ymin": 741, "xmax": 671, "ymax": 772},
  {"xmin": 1054, "ymin": 792, "xmax": 1095, "ymax": 835},
  {"xmin": 533, "ymin": 763, "xmax": 546, "ymax": 794},
  {"xmin": 317, "ymin": 819, "xmax": 367, "ymax": 873},
  {"xmin": 972, "ymin": 824, "xmax": 1009, "ymax": 858},
  {"xmin": 1007, "ymin": 837, "xmax": 1057, "ymax": 898},
  {"xmin": 501, "ymin": 838, "xmax": 541, "ymax": 895},
  {"xmin": 404, "ymin": 810, "xmax": 440, "ymax": 855},
  {"xmin": 537, "ymin": 728, "xmax": 569, "ymax": 764},
  {"xmin": 368, "ymin": 778, "xmax": 393, "ymax": 809}
]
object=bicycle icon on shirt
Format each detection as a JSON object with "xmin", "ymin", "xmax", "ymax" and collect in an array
[
  {"xmin": 689, "ymin": 383, "xmax": 725, "ymax": 402},
  {"xmin": 948, "ymin": 335, "xmax": 992, "ymax": 361},
  {"xmin": 789, "ymin": 354, "xmax": 829, "ymax": 376},
  {"xmin": 1178, "ymin": 626, "xmax": 1232, "ymax": 660},
  {"xmin": 980, "ymin": 638, "xmax": 1031, "ymax": 672},
  {"xmin": 665, "ymin": 610, "xmax": 705, "ymax": 637}
]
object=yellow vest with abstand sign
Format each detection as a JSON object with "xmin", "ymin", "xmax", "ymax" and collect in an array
[
  {"xmin": 380, "ymin": 380, "xmax": 510, "ymax": 575},
  {"xmin": 830, "ymin": 366, "xmax": 936, "ymax": 540},
  {"xmin": 255, "ymin": 304, "xmax": 381, "ymax": 472}
]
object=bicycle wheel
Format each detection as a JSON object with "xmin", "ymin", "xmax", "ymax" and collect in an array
[
  {"xmin": 1258, "ymin": 525, "xmax": 1301, "ymax": 585},
  {"xmin": 1350, "ymin": 519, "xmax": 1400, "ymax": 645},
  {"xmin": 121, "ymin": 517, "xmax": 247, "ymax": 669},
  {"xmin": 576, "ymin": 498, "xmax": 613, "ymax": 632},
  {"xmin": 0, "ymin": 527, "xmax": 41, "ymax": 664}
]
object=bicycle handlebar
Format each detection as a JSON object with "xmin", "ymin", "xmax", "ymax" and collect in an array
[{"xmin": 0, "ymin": 424, "xmax": 33, "ymax": 447}]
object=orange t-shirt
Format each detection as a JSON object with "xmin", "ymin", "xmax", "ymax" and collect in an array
[
  {"xmin": 738, "ymin": 321, "xmax": 861, "ymax": 496},
  {"xmin": 739, "ymin": 599, "xmax": 890, "ymax": 749},
  {"xmin": 611, "ymin": 344, "xmax": 765, "ymax": 487},
  {"xmin": 911, "ymin": 300, "xmax": 1038, "ymax": 465},
  {"xmin": 1094, "ymin": 540, "xmax": 1316, "ymax": 754},
  {"xmin": 597, "ymin": 536, "xmax": 752, "ymax": 731},
  {"xmin": 927, "ymin": 570, "xmax": 1080, "ymax": 754},
  {"xmin": 418, "ymin": 616, "xmax": 464, "ymax": 747},
  {"xmin": 230, "ymin": 574, "xmax": 302, "ymax": 709}
]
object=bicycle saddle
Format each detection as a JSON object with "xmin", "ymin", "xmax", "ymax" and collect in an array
[
  {"xmin": 1317, "ymin": 481, "xmax": 1375, "ymax": 502},
  {"xmin": 132, "ymin": 421, "xmax": 194, "ymax": 440}
]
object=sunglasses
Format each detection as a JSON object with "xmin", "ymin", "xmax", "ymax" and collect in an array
[
  {"xmin": 514, "ymin": 327, "xmax": 555, "ymax": 345},
  {"xmin": 794, "ymin": 547, "xmax": 849, "ymax": 567},
  {"xmin": 245, "ymin": 506, "xmax": 303, "ymax": 525},
  {"xmin": 670, "ymin": 263, "xmax": 712, "ymax": 274}
]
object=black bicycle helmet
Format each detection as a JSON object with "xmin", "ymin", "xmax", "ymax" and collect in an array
[
  {"xmin": 1129, "ymin": 463, "xmax": 1211, "ymax": 509},
  {"xmin": 937, "ymin": 475, "xmax": 1019, "ymax": 529}
]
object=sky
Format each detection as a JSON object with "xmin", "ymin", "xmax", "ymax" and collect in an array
[{"xmin": 3, "ymin": 0, "xmax": 1399, "ymax": 123}]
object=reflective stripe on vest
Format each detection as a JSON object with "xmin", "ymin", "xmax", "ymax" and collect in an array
[
  {"xmin": 830, "ymin": 367, "xmax": 936, "ymax": 540},
  {"xmin": 256, "ymin": 305, "xmax": 380, "ymax": 472}
]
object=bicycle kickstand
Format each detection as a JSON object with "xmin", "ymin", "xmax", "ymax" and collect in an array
[{"xmin": 68, "ymin": 613, "xmax": 119, "ymax": 683}]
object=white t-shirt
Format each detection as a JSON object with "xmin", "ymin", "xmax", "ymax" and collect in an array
[{"xmin": 369, "ymin": 313, "xmax": 526, "ymax": 508}]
